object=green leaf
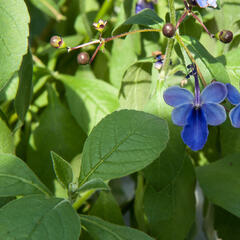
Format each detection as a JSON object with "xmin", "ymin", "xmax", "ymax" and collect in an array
[
  {"xmin": 26, "ymin": 85, "xmax": 86, "ymax": 191},
  {"xmin": 223, "ymin": 47, "xmax": 240, "ymax": 89},
  {"xmin": 108, "ymin": 2, "xmax": 140, "ymax": 89},
  {"xmin": 220, "ymin": 119, "xmax": 240, "ymax": 156},
  {"xmin": 80, "ymin": 215, "xmax": 154, "ymax": 240},
  {"xmin": 77, "ymin": 179, "xmax": 110, "ymax": 193},
  {"xmin": 0, "ymin": 195, "xmax": 80, "ymax": 239},
  {"xmin": 0, "ymin": 0, "xmax": 30, "ymax": 91},
  {"xmin": 0, "ymin": 153, "xmax": 51, "ymax": 197},
  {"xmin": 15, "ymin": 48, "xmax": 33, "ymax": 122},
  {"xmin": 119, "ymin": 62, "xmax": 152, "ymax": 110},
  {"xmin": 0, "ymin": 118, "xmax": 14, "ymax": 154},
  {"xmin": 143, "ymin": 156, "xmax": 195, "ymax": 240},
  {"xmin": 79, "ymin": 109, "xmax": 169, "ymax": 184},
  {"xmin": 90, "ymin": 191, "xmax": 124, "ymax": 225},
  {"xmin": 56, "ymin": 74, "xmax": 119, "ymax": 134},
  {"xmin": 196, "ymin": 153, "xmax": 240, "ymax": 217},
  {"xmin": 29, "ymin": 0, "xmax": 66, "ymax": 21},
  {"xmin": 109, "ymin": 35, "xmax": 138, "ymax": 89},
  {"xmin": 113, "ymin": 9, "xmax": 163, "ymax": 35},
  {"xmin": 181, "ymin": 36, "xmax": 230, "ymax": 84},
  {"xmin": 214, "ymin": 206, "xmax": 240, "ymax": 240},
  {"xmin": 51, "ymin": 151, "xmax": 73, "ymax": 189}
]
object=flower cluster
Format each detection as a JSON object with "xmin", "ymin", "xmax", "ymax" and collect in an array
[{"xmin": 163, "ymin": 65, "xmax": 240, "ymax": 151}]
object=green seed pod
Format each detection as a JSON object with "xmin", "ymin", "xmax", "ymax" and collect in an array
[
  {"xmin": 77, "ymin": 52, "xmax": 90, "ymax": 65},
  {"xmin": 216, "ymin": 30, "xmax": 233, "ymax": 44},
  {"xmin": 162, "ymin": 23, "xmax": 176, "ymax": 38},
  {"xmin": 50, "ymin": 35, "xmax": 66, "ymax": 48}
]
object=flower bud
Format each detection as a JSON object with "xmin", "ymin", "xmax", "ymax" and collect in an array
[
  {"xmin": 216, "ymin": 30, "xmax": 233, "ymax": 44},
  {"xmin": 77, "ymin": 52, "xmax": 90, "ymax": 65},
  {"xmin": 50, "ymin": 35, "xmax": 66, "ymax": 49},
  {"xmin": 162, "ymin": 23, "xmax": 176, "ymax": 38}
]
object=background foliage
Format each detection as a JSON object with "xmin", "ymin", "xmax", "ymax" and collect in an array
[{"xmin": 0, "ymin": 0, "xmax": 240, "ymax": 239}]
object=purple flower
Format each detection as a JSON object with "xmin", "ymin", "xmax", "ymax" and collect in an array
[
  {"xmin": 163, "ymin": 68, "xmax": 227, "ymax": 151},
  {"xmin": 226, "ymin": 83, "xmax": 240, "ymax": 128},
  {"xmin": 135, "ymin": 0, "xmax": 156, "ymax": 14}
]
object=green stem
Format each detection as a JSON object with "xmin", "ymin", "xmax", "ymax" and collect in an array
[
  {"xmin": 175, "ymin": 33, "xmax": 207, "ymax": 87},
  {"xmin": 94, "ymin": 0, "xmax": 113, "ymax": 22},
  {"xmin": 159, "ymin": 0, "xmax": 176, "ymax": 81},
  {"xmin": 72, "ymin": 190, "xmax": 95, "ymax": 210}
]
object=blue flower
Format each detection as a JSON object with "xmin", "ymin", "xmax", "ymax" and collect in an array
[
  {"xmin": 226, "ymin": 83, "xmax": 240, "ymax": 128},
  {"xmin": 135, "ymin": 0, "xmax": 156, "ymax": 14},
  {"xmin": 163, "ymin": 70, "xmax": 227, "ymax": 151}
]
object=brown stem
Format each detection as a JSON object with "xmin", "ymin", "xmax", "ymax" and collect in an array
[
  {"xmin": 89, "ymin": 42, "xmax": 103, "ymax": 64},
  {"xmin": 176, "ymin": 10, "xmax": 189, "ymax": 30},
  {"xmin": 104, "ymin": 28, "xmax": 161, "ymax": 43},
  {"xmin": 190, "ymin": 12, "xmax": 214, "ymax": 38}
]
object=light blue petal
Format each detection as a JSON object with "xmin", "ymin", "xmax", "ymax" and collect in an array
[
  {"xmin": 202, "ymin": 103, "xmax": 226, "ymax": 126},
  {"xmin": 181, "ymin": 108, "xmax": 208, "ymax": 151},
  {"xmin": 196, "ymin": 0, "xmax": 208, "ymax": 7},
  {"xmin": 226, "ymin": 83, "xmax": 240, "ymax": 105},
  {"xmin": 207, "ymin": 0, "xmax": 217, "ymax": 8},
  {"xmin": 201, "ymin": 82, "xmax": 227, "ymax": 104},
  {"xmin": 172, "ymin": 104, "xmax": 193, "ymax": 126},
  {"xmin": 163, "ymin": 86, "xmax": 194, "ymax": 107},
  {"xmin": 229, "ymin": 104, "xmax": 240, "ymax": 128}
]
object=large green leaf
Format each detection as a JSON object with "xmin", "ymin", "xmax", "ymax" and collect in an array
[
  {"xmin": 27, "ymin": 86, "xmax": 86, "ymax": 190},
  {"xmin": 56, "ymin": 74, "xmax": 119, "ymax": 134},
  {"xmin": 0, "ymin": 118, "xmax": 14, "ymax": 154},
  {"xmin": 143, "ymin": 156, "xmax": 195, "ymax": 240},
  {"xmin": 119, "ymin": 62, "xmax": 152, "ymax": 110},
  {"xmin": 0, "ymin": 0, "xmax": 30, "ymax": 91},
  {"xmin": 0, "ymin": 195, "xmax": 80, "ymax": 239},
  {"xmin": 79, "ymin": 109, "xmax": 169, "ymax": 184},
  {"xmin": 181, "ymin": 36, "xmax": 230, "ymax": 84},
  {"xmin": 80, "ymin": 215, "xmax": 154, "ymax": 240},
  {"xmin": 197, "ymin": 153, "xmax": 240, "ymax": 217},
  {"xmin": 15, "ymin": 48, "xmax": 33, "ymax": 122},
  {"xmin": 0, "ymin": 153, "xmax": 51, "ymax": 197},
  {"xmin": 108, "ymin": 2, "xmax": 139, "ymax": 89},
  {"xmin": 113, "ymin": 9, "xmax": 163, "ymax": 35}
]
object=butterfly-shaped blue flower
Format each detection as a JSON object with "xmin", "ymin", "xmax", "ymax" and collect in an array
[
  {"xmin": 226, "ymin": 83, "xmax": 240, "ymax": 128},
  {"xmin": 193, "ymin": 0, "xmax": 217, "ymax": 8},
  {"xmin": 164, "ymin": 77, "xmax": 227, "ymax": 151}
]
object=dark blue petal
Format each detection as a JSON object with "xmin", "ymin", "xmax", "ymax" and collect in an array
[
  {"xmin": 172, "ymin": 104, "xmax": 193, "ymax": 126},
  {"xmin": 181, "ymin": 108, "xmax": 208, "ymax": 151},
  {"xmin": 229, "ymin": 104, "xmax": 240, "ymax": 128},
  {"xmin": 202, "ymin": 103, "xmax": 226, "ymax": 126},
  {"xmin": 201, "ymin": 82, "xmax": 227, "ymax": 104},
  {"xmin": 135, "ymin": 0, "xmax": 154, "ymax": 14},
  {"xmin": 163, "ymin": 86, "xmax": 194, "ymax": 107},
  {"xmin": 226, "ymin": 83, "xmax": 240, "ymax": 105}
]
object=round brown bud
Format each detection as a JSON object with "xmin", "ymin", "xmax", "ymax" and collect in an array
[
  {"xmin": 50, "ymin": 35, "xmax": 65, "ymax": 48},
  {"xmin": 218, "ymin": 30, "xmax": 233, "ymax": 44},
  {"xmin": 162, "ymin": 23, "xmax": 176, "ymax": 38},
  {"xmin": 77, "ymin": 52, "xmax": 90, "ymax": 65}
]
